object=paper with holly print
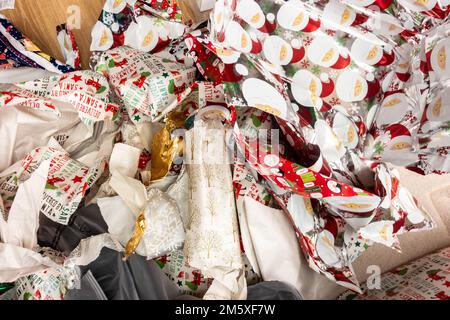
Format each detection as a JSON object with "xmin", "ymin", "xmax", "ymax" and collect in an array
[
  {"xmin": 95, "ymin": 46, "xmax": 196, "ymax": 123},
  {"xmin": 0, "ymin": 144, "xmax": 106, "ymax": 225},
  {"xmin": 0, "ymin": 71, "xmax": 119, "ymax": 127},
  {"xmin": 339, "ymin": 246, "xmax": 450, "ymax": 300}
]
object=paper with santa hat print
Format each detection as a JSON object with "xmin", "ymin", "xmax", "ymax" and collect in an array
[
  {"xmin": 0, "ymin": 233, "xmax": 128, "ymax": 300},
  {"xmin": 231, "ymin": 101, "xmax": 434, "ymax": 291},
  {"xmin": 366, "ymin": 23, "xmax": 450, "ymax": 175}
]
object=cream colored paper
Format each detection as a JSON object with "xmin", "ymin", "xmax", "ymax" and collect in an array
[
  {"xmin": 243, "ymin": 196, "xmax": 343, "ymax": 300},
  {"xmin": 183, "ymin": 119, "xmax": 245, "ymax": 300},
  {"xmin": 0, "ymin": 159, "xmax": 50, "ymax": 249},
  {"xmin": 109, "ymin": 143, "xmax": 141, "ymax": 178},
  {"xmin": 103, "ymin": 170, "xmax": 185, "ymax": 259},
  {"xmin": 97, "ymin": 196, "xmax": 136, "ymax": 247},
  {"xmin": 0, "ymin": 243, "xmax": 60, "ymax": 282}
]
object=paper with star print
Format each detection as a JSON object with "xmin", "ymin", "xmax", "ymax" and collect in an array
[
  {"xmin": 95, "ymin": 46, "xmax": 196, "ymax": 123},
  {"xmin": 0, "ymin": 140, "xmax": 107, "ymax": 226},
  {"xmin": 1, "ymin": 70, "xmax": 119, "ymax": 127}
]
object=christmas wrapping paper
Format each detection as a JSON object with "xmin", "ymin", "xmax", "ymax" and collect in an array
[
  {"xmin": 90, "ymin": 0, "xmax": 188, "ymax": 67},
  {"xmin": 1, "ymin": 0, "xmax": 449, "ymax": 300},
  {"xmin": 103, "ymin": 149, "xmax": 185, "ymax": 260},
  {"xmin": 0, "ymin": 14, "xmax": 75, "ymax": 73},
  {"xmin": 155, "ymin": 250, "xmax": 259, "ymax": 298},
  {"xmin": 0, "ymin": 69, "xmax": 119, "ymax": 173},
  {"xmin": 0, "ymin": 140, "xmax": 108, "ymax": 226},
  {"xmin": 56, "ymin": 23, "xmax": 81, "ymax": 71},
  {"xmin": 110, "ymin": 177, "xmax": 186, "ymax": 260},
  {"xmin": 155, "ymin": 249, "xmax": 215, "ymax": 297},
  {"xmin": 183, "ymin": 116, "xmax": 246, "ymax": 299},
  {"xmin": 95, "ymin": 46, "xmax": 196, "ymax": 123},
  {"xmin": 339, "ymin": 245, "xmax": 450, "ymax": 300},
  {"xmin": 0, "ymin": 233, "xmax": 126, "ymax": 300},
  {"xmin": 186, "ymin": 0, "xmax": 447, "ymax": 291}
]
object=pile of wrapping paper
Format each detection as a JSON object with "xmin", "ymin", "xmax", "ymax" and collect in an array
[{"xmin": 0, "ymin": 0, "xmax": 449, "ymax": 300}]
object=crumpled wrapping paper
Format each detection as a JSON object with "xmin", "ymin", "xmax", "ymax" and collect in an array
[
  {"xmin": 101, "ymin": 173, "xmax": 186, "ymax": 260},
  {"xmin": 183, "ymin": 116, "xmax": 246, "ymax": 299},
  {"xmin": 1, "ymin": 0, "xmax": 449, "ymax": 300},
  {"xmin": 0, "ymin": 14, "xmax": 75, "ymax": 73},
  {"xmin": 56, "ymin": 23, "xmax": 81, "ymax": 71},
  {"xmin": 0, "ymin": 69, "xmax": 119, "ymax": 172},
  {"xmin": 338, "ymin": 245, "xmax": 450, "ymax": 300},
  {"xmin": 95, "ymin": 46, "xmax": 196, "ymax": 123},
  {"xmin": 180, "ymin": 0, "xmax": 450, "ymax": 291},
  {"xmin": 92, "ymin": 140, "xmax": 186, "ymax": 260},
  {"xmin": 90, "ymin": 0, "xmax": 189, "ymax": 67}
]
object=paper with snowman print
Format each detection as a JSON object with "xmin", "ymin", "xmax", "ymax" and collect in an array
[
  {"xmin": 365, "ymin": 21, "xmax": 450, "ymax": 174},
  {"xmin": 183, "ymin": 117, "xmax": 246, "ymax": 300},
  {"xmin": 210, "ymin": 0, "xmax": 405, "ymax": 120},
  {"xmin": 232, "ymin": 104, "xmax": 433, "ymax": 291},
  {"xmin": 90, "ymin": 0, "xmax": 188, "ymax": 66}
]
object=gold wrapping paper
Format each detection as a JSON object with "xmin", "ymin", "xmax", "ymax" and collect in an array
[{"xmin": 123, "ymin": 210, "xmax": 147, "ymax": 260}]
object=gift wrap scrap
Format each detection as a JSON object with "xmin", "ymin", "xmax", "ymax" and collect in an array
[{"xmin": 0, "ymin": 0, "xmax": 449, "ymax": 300}]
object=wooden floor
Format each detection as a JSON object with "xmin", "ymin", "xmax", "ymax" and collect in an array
[{"xmin": 2, "ymin": 0, "xmax": 105, "ymax": 69}]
